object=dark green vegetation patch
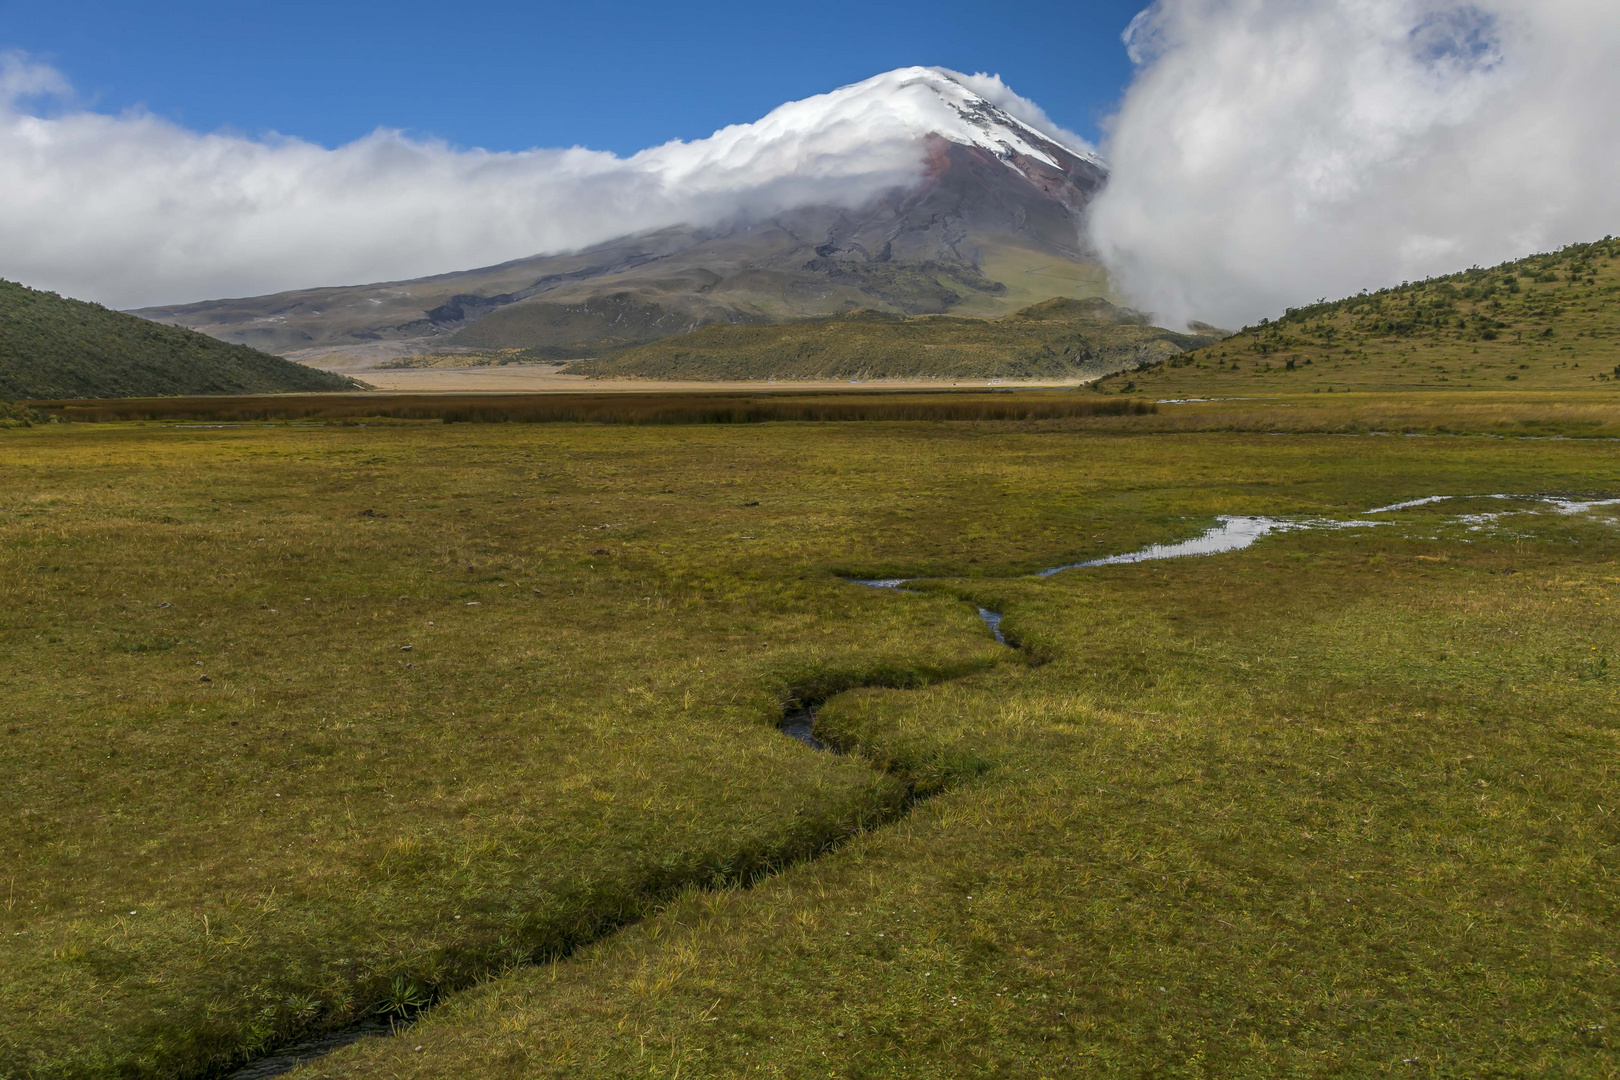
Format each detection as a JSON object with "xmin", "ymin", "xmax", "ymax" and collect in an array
[
  {"xmin": 0, "ymin": 279, "xmax": 364, "ymax": 400},
  {"xmin": 39, "ymin": 389, "xmax": 1153, "ymax": 425}
]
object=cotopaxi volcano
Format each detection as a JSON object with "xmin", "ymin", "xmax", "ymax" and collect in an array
[{"xmin": 137, "ymin": 68, "xmax": 1123, "ymax": 373}]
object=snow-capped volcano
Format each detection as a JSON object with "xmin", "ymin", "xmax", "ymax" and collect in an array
[
  {"xmin": 652, "ymin": 66, "xmax": 1104, "ymax": 185},
  {"xmin": 137, "ymin": 68, "xmax": 1113, "ymax": 364},
  {"xmin": 9, "ymin": 59, "xmax": 1112, "ymax": 312}
]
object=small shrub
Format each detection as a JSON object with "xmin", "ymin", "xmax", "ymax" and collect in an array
[{"xmin": 0, "ymin": 400, "xmax": 52, "ymax": 428}]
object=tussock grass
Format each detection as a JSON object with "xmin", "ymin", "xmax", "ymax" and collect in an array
[
  {"xmin": 0, "ymin": 422, "xmax": 1015, "ymax": 1077},
  {"xmin": 0, "ymin": 399, "xmax": 55, "ymax": 428},
  {"xmin": 38, "ymin": 391, "xmax": 1155, "ymax": 426},
  {"xmin": 38, "ymin": 388, "xmax": 1620, "ymax": 442},
  {"xmin": 1066, "ymin": 391, "xmax": 1620, "ymax": 440}
]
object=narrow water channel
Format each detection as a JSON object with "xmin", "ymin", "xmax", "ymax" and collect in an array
[
  {"xmin": 225, "ymin": 1020, "xmax": 394, "ymax": 1079},
  {"xmin": 778, "ymin": 705, "xmax": 826, "ymax": 750}
]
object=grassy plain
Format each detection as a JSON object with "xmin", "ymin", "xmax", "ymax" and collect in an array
[{"xmin": 2, "ymin": 399, "xmax": 1618, "ymax": 1078}]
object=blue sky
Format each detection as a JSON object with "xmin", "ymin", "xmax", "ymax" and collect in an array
[{"xmin": 1, "ymin": 0, "xmax": 1147, "ymax": 155}]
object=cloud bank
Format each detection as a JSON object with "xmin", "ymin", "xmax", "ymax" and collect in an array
[
  {"xmin": 3, "ymin": 62, "xmax": 1070, "ymax": 309},
  {"xmin": 1088, "ymin": 0, "xmax": 1620, "ymax": 328}
]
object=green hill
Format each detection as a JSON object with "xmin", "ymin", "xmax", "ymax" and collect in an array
[
  {"xmin": 565, "ymin": 297, "xmax": 1221, "ymax": 381},
  {"xmin": 0, "ymin": 279, "xmax": 364, "ymax": 400},
  {"xmin": 1093, "ymin": 236, "xmax": 1620, "ymax": 395}
]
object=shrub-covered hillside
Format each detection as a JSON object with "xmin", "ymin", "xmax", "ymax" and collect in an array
[
  {"xmin": 0, "ymin": 279, "xmax": 364, "ymax": 400},
  {"xmin": 566, "ymin": 298, "xmax": 1222, "ymax": 381},
  {"xmin": 1094, "ymin": 237, "xmax": 1620, "ymax": 394}
]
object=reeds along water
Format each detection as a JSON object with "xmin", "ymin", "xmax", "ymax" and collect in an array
[{"xmin": 37, "ymin": 392, "xmax": 1157, "ymax": 425}]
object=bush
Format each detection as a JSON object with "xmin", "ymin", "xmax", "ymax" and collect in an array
[{"xmin": 0, "ymin": 400, "xmax": 53, "ymax": 428}]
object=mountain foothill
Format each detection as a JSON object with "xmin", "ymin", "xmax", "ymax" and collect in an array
[
  {"xmin": 1095, "ymin": 237, "xmax": 1620, "ymax": 396},
  {"xmin": 0, "ymin": 279, "xmax": 363, "ymax": 401}
]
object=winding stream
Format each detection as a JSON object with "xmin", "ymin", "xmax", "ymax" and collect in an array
[{"xmin": 1035, "ymin": 516, "xmax": 1296, "ymax": 575}]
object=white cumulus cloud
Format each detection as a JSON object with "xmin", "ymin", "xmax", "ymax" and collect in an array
[
  {"xmin": 3, "ymin": 61, "xmax": 1048, "ymax": 309},
  {"xmin": 1088, "ymin": 0, "xmax": 1620, "ymax": 328}
]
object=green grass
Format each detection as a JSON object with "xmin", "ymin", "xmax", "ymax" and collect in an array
[
  {"xmin": 946, "ymin": 237, "xmax": 1115, "ymax": 316},
  {"xmin": 0, "ymin": 279, "xmax": 364, "ymax": 400},
  {"xmin": 566, "ymin": 299, "xmax": 1219, "ymax": 381},
  {"xmin": 3, "ymin": 405, "xmax": 1618, "ymax": 1078},
  {"xmin": 542, "ymin": 234, "xmax": 1620, "ymax": 389}
]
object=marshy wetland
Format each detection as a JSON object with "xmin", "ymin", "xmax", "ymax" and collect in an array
[{"xmin": 3, "ymin": 395, "xmax": 1618, "ymax": 1078}]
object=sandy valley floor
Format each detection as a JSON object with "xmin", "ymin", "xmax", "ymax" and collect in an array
[{"xmin": 352, "ymin": 364, "xmax": 1092, "ymax": 393}]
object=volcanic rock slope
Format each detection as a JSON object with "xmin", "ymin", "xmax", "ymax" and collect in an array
[{"xmin": 135, "ymin": 69, "xmax": 1113, "ymax": 372}]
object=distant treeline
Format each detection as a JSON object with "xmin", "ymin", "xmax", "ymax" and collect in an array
[{"xmin": 37, "ymin": 391, "xmax": 1157, "ymax": 426}]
